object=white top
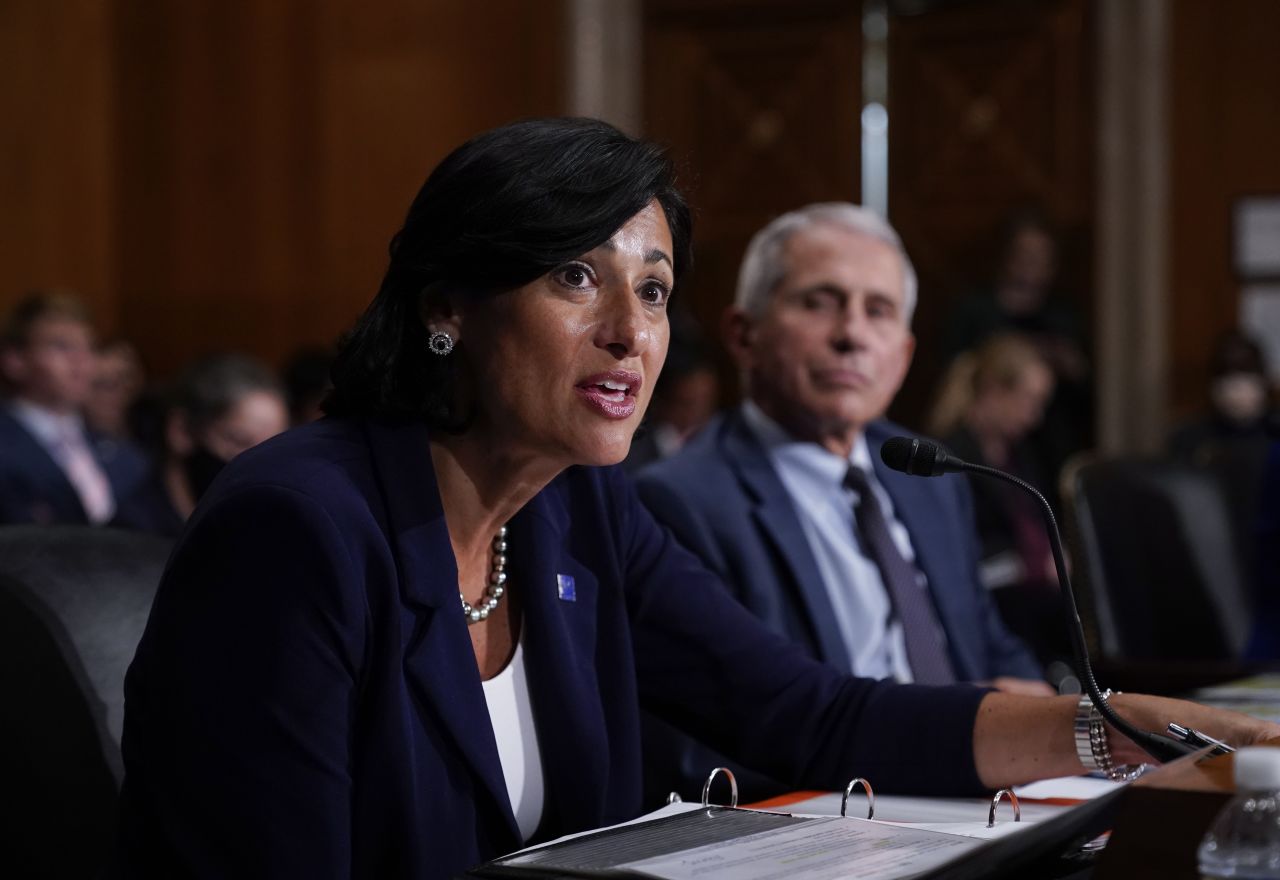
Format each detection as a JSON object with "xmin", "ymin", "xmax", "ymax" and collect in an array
[
  {"xmin": 741, "ymin": 400, "xmax": 946, "ymax": 682},
  {"xmin": 481, "ymin": 636, "xmax": 545, "ymax": 842}
]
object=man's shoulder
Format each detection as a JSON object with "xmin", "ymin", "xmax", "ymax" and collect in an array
[{"xmin": 636, "ymin": 411, "xmax": 750, "ymax": 495}]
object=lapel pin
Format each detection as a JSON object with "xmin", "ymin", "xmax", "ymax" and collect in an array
[{"xmin": 556, "ymin": 574, "xmax": 576, "ymax": 602}]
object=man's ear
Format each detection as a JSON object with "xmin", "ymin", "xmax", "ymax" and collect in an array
[
  {"xmin": 418, "ymin": 285, "xmax": 462, "ymax": 344},
  {"xmin": 721, "ymin": 305, "xmax": 757, "ymax": 372}
]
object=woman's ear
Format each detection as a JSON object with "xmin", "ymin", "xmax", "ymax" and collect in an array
[{"xmin": 418, "ymin": 285, "xmax": 462, "ymax": 345}]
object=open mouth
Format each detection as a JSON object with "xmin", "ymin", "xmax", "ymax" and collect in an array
[{"xmin": 575, "ymin": 371, "xmax": 642, "ymax": 419}]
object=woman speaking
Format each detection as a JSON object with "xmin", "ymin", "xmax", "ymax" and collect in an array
[{"xmin": 113, "ymin": 118, "xmax": 1276, "ymax": 879}]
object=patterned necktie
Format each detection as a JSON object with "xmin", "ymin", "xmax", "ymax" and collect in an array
[
  {"xmin": 844, "ymin": 466, "xmax": 955, "ymax": 684},
  {"xmin": 54, "ymin": 423, "xmax": 115, "ymax": 524}
]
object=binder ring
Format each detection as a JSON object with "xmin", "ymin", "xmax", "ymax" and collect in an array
[
  {"xmin": 840, "ymin": 777, "xmax": 875, "ymax": 820},
  {"xmin": 701, "ymin": 767, "xmax": 738, "ymax": 809},
  {"xmin": 666, "ymin": 792, "xmax": 683, "ymax": 805},
  {"xmin": 987, "ymin": 788, "xmax": 1021, "ymax": 828}
]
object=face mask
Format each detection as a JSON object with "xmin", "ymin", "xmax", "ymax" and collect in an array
[
  {"xmin": 1210, "ymin": 372, "xmax": 1269, "ymax": 425},
  {"xmin": 183, "ymin": 445, "xmax": 227, "ymax": 501}
]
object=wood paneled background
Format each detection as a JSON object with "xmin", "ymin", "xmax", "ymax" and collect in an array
[
  {"xmin": 1, "ymin": 0, "xmax": 565, "ymax": 376},
  {"xmin": 2, "ymin": 0, "xmax": 1276, "ymax": 437},
  {"xmin": 886, "ymin": 0, "xmax": 1094, "ymax": 428},
  {"xmin": 1168, "ymin": 0, "xmax": 1280, "ymax": 420},
  {"xmin": 642, "ymin": 0, "xmax": 863, "ymax": 398}
]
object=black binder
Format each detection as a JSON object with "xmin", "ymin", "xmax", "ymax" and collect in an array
[{"xmin": 466, "ymin": 782, "xmax": 1127, "ymax": 880}]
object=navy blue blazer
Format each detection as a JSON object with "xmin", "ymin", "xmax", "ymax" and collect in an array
[
  {"xmin": 0, "ymin": 405, "xmax": 147, "ymax": 525},
  {"xmin": 636, "ymin": 409, "xmax": 1042, "ymax": 681},
  {"xmin": 114, "ymin": 417, "xmax": 988, "ymax": 880}
]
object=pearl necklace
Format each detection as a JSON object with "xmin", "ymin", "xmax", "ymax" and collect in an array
[{"xmin": 461, "ymin": 526, "xmax": 508, "ymax": 624}]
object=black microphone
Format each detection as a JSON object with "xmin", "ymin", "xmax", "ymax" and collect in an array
[{"xmin": 880, "ymin": 436, "xmax": 1196, "ymax": 765}]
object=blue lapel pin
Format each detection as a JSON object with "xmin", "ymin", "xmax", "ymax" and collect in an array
[{"xmin": 556, "ymin": 574, "xmax": 576, "ymax": 602}]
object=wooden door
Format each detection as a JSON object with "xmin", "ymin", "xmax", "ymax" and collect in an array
[
  {"xmin": 886, "ymin": 0, "xmax": 1095, "ymax": 430},
  {"xmin": 643, "ymin": 0, "xmax": 863, "ymax": 396}
]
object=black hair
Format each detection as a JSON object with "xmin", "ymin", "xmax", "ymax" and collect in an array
[{"xmin": 324, "ymin": 117, "xmax": 693, "ymax": 425}]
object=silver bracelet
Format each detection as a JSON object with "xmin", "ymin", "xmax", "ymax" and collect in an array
[{"xmin": 1074, "ymin": 689, "xmax": 1115, "ymax": 775}]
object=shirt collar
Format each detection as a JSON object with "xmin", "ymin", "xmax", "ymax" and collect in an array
[
  {"xmin": 8, "ymin": 398, "xmax": 84, "ymax": 447},
  {"xmin": 740, "ymin": 399, "xmax": 872, "ymax": 487}
]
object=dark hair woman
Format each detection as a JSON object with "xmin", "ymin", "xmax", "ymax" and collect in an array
[{"xmin": 112, "ymin": 118, "xmax": 1278, "ymax": 880}]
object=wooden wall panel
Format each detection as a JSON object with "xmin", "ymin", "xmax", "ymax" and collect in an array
[
  {"xmin": 643, "ymin": 0, "xmax": 862, "ymax": 394},
  {"xmin": 113, "ymin": 0, "xmax": 567, "ymax": 378},
  {"xmin": 0, "ymin": 0, "xmax": 117, "ymax": 333},
  {"xmin": 886, "ymin": 0, "xmax": 1094, "ymax": 429},
  {"xmin": 2, "ymin": 1, "xmax": 564, "ymax": 378},
  {"xmin": 1168, "ymin": 0, "xmax": 1280, "ymax": 420}
]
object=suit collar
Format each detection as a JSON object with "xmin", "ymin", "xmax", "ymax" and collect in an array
[
  {"xmin": 361, "ymin": 419, "xmax": 519, "ymax": 847},
  {"xmin": 361, "ymin": 420, "xmax": 609, "ymax": 843},
  {"xmin": 0, "ymin": 406, "xmax": 88, "ymax": 521},
  {"xmin": 719, "ymin": 409, "xmax": 852, "ymax": 671}
]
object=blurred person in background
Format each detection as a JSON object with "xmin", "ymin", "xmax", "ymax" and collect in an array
[
  {"xmin": 1168, "ymin": 329, "xmax": 1276, "ymax": 462},
  {"xmin": 944, "ymin": 210, "xmax": 1091, "ymax": 483},
  {"xmin": 1169, "ymin": 329, "xmax": 1278, "ymax": 588},
  {"xmin": 0, "ymin": 290, "xmax": 147, "ymax": 525},
  {"xmin": 928, "ymin": 333, "xmax": 1066, "ymax": 667},
  {"xmin": 282, "ymin": 345, "xmax": 336, "ymax": 426},
  {"xmin": 113, "ymin": 353, "xmax": 288, "ymax": 538},
  {"xmin": 623, "ymin": 338, "xmax": 718, "ymax": 472},
  {"xmin": 85, "ymin": 338, "xmax": 146, "ymax": 441}
]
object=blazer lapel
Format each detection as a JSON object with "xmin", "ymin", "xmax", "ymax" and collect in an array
[
  {"xmin": 362, "ymin": 419, "xmax": 520, "ymax": 849},
  {"xmin": 508, "ymin": 485, "xmax": 609, "ymax": 836},
  {"xmin": 0, "ymin": 409, "xmax": 88, "ymax": 522},
  {"xmin": 722, "ymin": 411, "xmax": 852, "ymax": 671}
]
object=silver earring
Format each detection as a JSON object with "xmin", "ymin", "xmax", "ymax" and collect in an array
[{"xmin": 428, "ymin": 330, "xmax": 454, "ymax": 356}]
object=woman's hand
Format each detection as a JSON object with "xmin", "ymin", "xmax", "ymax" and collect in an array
[
  {"xmin": 972, "ymin": 692, "xmax": 1280, "ymax": 791},
  {"xmin": 1105, "ymin": 694, "xmax": 1280, "ymax": 767}
]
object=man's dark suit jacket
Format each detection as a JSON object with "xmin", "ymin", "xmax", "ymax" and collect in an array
[
  {"xmin": 634, "ymin": 409, "xmax": 1042, "ymax": 799},
  {"xmin": 113, "ymin": 417, "xmax": 987, "ymax": 880},
  {"xmin": 0, "ymin": 405, "xmax": 147, "ymax": 525}
]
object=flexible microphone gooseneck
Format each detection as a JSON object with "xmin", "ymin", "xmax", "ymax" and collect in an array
[{"xmin": 880, "ymin": 436, "xmax": 1195, "ymax": 765}]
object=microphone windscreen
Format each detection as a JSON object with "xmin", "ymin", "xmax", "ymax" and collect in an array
[{"xmin": 881, "ymin": 436, "xmax": 924, "ymax": 475}]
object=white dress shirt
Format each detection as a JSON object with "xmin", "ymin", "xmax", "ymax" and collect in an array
[{"xmin": 741, "ymin": 400, "xmax": 933, "ymax": 682}]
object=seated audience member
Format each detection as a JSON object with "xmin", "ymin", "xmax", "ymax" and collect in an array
[
  {"xmin": 112, "ymin": 120, "xmax": 1279, "ymax": 880},
  {"xmin": 635, "ymin": 203, "xmax": 1051, "ymax": 800},
  {"xmin": 282, "ymin": 345, "xmax": 335, "ymax": 426},
  {"xmin": 113, "ymin": 353, "xmax": 288, "ymax": 538},
  {"xmin": 85, "ymin": 338, "xmax": 146, "ymax": 441},
  {"xmin": 944, "ymin": 210, "xmax": 1091, "ymax": 481},
  {"xmin": 1170, "ymin": 330, "xmax": 1275, "ymax": 462},
  {"xmin": 928, "ymin": 333, "xmax": 1067, "ymax": 666},
  {"xmin": 1169, "ymin": 329, "xmax": 1278, "ymax": 584},
  {"xmin": 0, "ymin": 290, "xmax": 147, "ymax": 525}
]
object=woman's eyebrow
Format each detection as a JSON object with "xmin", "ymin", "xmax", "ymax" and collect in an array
[
  {"xmin": 646, "ymin": 249, "xmax": 672, "ymax": 268},
  {"xmin": 595, "ymin": 240, "xmax": 672, "ymax": 269}
]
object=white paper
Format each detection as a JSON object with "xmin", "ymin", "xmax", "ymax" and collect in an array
[{"xmin": 626, "ymin": 817, "xmax": 977, "ymax": 880}]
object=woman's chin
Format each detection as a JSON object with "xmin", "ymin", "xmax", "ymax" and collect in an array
[{"xmin": 572, "ymin": 433, "xmax": 635, "ymax": 469}]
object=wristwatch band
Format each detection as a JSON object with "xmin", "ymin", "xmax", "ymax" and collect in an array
[{"xmin": 1074, "ymin": 689, "xmax": 1115, "ymax": 774}]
